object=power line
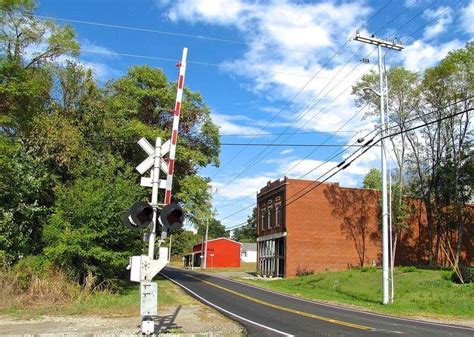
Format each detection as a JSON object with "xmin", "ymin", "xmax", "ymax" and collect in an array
[
  {"xmin": 81, "ymin": 49, "xmax": 354, "ymax": 80},
  {"xmin": 32, "ymin": 1, "xmax": 393, "ymax": 56},
  {"xmin": 220, "ymin": 130, "xmax": 359, "ymax": 137},
  {"xmin": 212, "ymin": 0, "xmax": 454, "ymax": 185},
  {"xmin": 208, "ymin": 1, "xmax": 397, "ymax": 179},
  {"xmin": 32, "ymin": 14, "xmax": 319, "ymax": 56},
  {"xmin": 220, "ymin": 142, "xmax": 375, "ymax": 147},
  {"xmin": 220, "ymin": 103, "xmax": 472, "ymax": 223}
]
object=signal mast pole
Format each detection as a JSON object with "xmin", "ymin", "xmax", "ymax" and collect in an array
[{"xmin": 354, "ymin": 33, "xmax": 403, "ymax": 305}]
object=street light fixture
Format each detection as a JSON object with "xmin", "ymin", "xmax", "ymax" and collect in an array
[{"xmin": 363, "ymin": 87, "xmax": 381, "ymax": 97}]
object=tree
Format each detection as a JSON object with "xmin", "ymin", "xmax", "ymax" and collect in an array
[
  {"xmin": 0, "ymin": 137, "xmax": 55, "ymax": 264},
  {"xmin": 353, "ymin": 42, "xmax": 473, "ymax": 268},
  {"xmin": 406, "ymin": 42, "xmax": 473, "ymax": 267},
  {"xmin": 197, "ymin": 218, "xmax": 228, "ymax": 240},
  {"xmin": 363, "ymin": 168, "xmax": 382, "ymax": 190},
  {"xmin": 43, "ymin": 159, "xmax": 145, "ymax": 283},
  {"xmin": 232, "ymin": 207, "xmax": 257, "ymax": 242},
  {"xmin": 0, "ymin": 0, "xmax": 79, "ymax": 135},
  {"xmin": 0, "ymin": 2, "xmax": 222, "ymax": 283},
  {"xmin": 166, "ymin": 230, "xmax": 200, "ymax": 257}
]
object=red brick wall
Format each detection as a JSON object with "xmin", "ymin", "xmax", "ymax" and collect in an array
[
  {"xmin": 256, "ymin": 178, "xmax": 473, "ymax": 278},
  {"xmin": 284, "ymin": 179, "xmax": 381, "ymax": 277}
]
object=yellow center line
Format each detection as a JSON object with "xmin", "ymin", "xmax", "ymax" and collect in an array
[{"xmin": 183, "ymin": 272, "xmax": 374, "ymax": 331}]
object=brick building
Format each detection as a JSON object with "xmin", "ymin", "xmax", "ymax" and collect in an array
[{"xmin": 256, "ymin": 177, "xmax": 473, "ymax": 278}]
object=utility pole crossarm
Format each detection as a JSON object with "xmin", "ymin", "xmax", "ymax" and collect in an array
[{"xmin": 354, "ymin": 33, "xmax": 404, "ymax": 51}]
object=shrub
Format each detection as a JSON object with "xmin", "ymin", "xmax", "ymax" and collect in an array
[
  {"xmin": 400, "ymin": 266, "xmax": 418, "ymax": 273},
  {"xmin": 451, "ymin": 266, "xmax": 474, "ymax": 284},
  {"xmin": 360, "ymin": 266, "xmax": 370, "ymax": 272},
  {"xmin": 11, "ymin": 255, "xmax": 51, "ymax": 290}
]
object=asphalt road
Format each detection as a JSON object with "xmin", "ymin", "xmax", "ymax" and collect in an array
[{"xmin": 160, "ymin": 267, "xmax": 474, "ymax": 337}]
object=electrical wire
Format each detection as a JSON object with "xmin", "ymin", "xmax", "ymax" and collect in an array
[
  {"xmin": 220, "ymin": 100, "xmax": 472, "ymax": 224},
  {"xmin": 212, "ymin": 0, "xmax": 456, "ymax": 188}
]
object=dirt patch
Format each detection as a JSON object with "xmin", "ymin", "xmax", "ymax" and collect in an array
[{"xmin": 0, "ymin": 305, "xmax": 244, "ymax": 336}]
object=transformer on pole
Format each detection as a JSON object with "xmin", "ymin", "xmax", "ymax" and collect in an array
[{"xmin": 354, "ymin": 33, "xmax": 403, "ymax": 305}]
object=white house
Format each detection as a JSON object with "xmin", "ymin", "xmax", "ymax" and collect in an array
[{"xmin": 240, "ymin": 242, "xmax": 257, "ymax": 263}]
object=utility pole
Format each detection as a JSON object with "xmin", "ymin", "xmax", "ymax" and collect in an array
[
  {"xmin": 354, "ymin": 32, "xmax": 403, "ymax": 305},
  {"xmin": 203, "ymin": 218, "xmax": 209, "ymax": 269}
]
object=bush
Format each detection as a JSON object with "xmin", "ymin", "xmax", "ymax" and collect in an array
[
  {"xmin": 400, "ymin": 266, "xmax": 418, "ymax": 273},
  {"xmin": 360, "ymin": 266, "xmax": 369, "ymax": 272},
  {"xmin": 11, "ymin": 255, "xmax": 51, "ymax": 290},
  {"xmin": 451, "ymin": 266, "xmax": 474, "ymax": 284}
]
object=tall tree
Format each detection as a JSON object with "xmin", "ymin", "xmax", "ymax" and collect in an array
[
  {"xmin": 232, "ymin": 207, "xmax": 257, "ymax": 242},
  {"xmin": 197, "ymin": 218, "xmax": 228, "ymax": 240},
  {"xmin": 363, "ymin": 168, "xmax": 382, "ymax": 190}
]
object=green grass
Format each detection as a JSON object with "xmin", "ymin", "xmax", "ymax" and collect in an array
[
  {"xmin": 1, "ymin": 276, "xmax": 196, "ymax": 318},
  {"xmin": 241, "ymin": 267, "xmax": 474, "ymax": 320}
]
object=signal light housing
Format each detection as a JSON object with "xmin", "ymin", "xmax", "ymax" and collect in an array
[
  {"xmin": 123, "ymin": 202, "xmax": 154, "ymax": 230},
  {"xmin": 159, "ymin": 203, "xmax": 184, "ymax": 231}
]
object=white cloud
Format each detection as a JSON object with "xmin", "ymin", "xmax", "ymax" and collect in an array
[
  {"xmin": 212, "ymin": 112, "xmax": 266, "ymax": 135},
  {"xmin": 166, "ymin": 0, "xmax": 252, "ymax": 24},
  {"xmin": 280, "ymin": 149, "xmax": 293, "ymax": 155},
  {"xmin": 80, "ymin": 39, "xmax": 118, "ymax": 58},
  {"xmin": 399, "ymin": 39, "xmax": 464, "ymax": 72},
  {"xmin": 422, "ymin": 7, "xmax": 452, "ymax": 40},
  {"xmin": 213, "ymin": 175, "xmax": 274, "ymax": 200},
  {"xmin": 461, "ymin": 1, "xmax": 474, "ymax": 35}
]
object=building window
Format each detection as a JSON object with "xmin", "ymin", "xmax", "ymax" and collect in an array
[
  {"xmin": 267, "ymin": 206, "xmax": 272, "ymax": 229},
  {"xmin": 261, "ymin": 208, "xmax": 266, "ymax": 230},
  {"xmin": 275, "ymin": 204, "xmax": 282, "ymax": 227}
]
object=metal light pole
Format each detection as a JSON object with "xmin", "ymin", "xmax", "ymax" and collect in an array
[{"xmin": 355, "ymin": 33, "xmax": 403, "ymax": 305}]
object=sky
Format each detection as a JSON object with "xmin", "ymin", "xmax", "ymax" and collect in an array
[{"xmin": 34, "ymin": 0, "xmax": 474, "ymax": 229}]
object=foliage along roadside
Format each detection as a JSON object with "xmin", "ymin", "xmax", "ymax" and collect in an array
[{"xmin": 0, "ymin": 0, "xmax": 220, "ymax": 284}]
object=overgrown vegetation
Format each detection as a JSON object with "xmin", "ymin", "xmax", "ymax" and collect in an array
[
  {"xmin": 0, "ymin": 261, "xmax": 195, "ymax": 317},
  {"xmin": 243, "ymin": 267, "xmax": 474, "ymax": 319},
  {"xmin": 0, "ymin": 0, "xmax": 220, "ymax": 289}
]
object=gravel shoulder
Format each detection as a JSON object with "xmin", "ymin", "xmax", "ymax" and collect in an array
[{"xmin": 0, "ymin": 304, "xmax": 244, "ymax": 336}]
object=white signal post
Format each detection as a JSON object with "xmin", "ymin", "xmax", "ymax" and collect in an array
[
  {"xmin": 354, "ymin": 33, "xmax": 403, "ymax": 305},
  {"xmin": 148, "ymin": 137, "xmax": 162, "ymax": 259},
  {"xmin": 131, "ymin": 47, "xmax": 189, "ymax": 335},
  {"xmin": 164, "ymin": 48, "xmax": 188, "ymax": 205}
]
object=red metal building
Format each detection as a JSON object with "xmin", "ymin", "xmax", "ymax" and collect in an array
[{"xmin": 184, "ymin": 238, "xmax": 241, "ymax": 269}]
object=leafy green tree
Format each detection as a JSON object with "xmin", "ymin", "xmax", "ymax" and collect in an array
[
  {"xmin": 0, "ymin": 0, "xmax": 79, "ymax": 134},
  {"xmin": 0, "ymin": 137, "xmax": 55, "ymax": 264},
  {"xmin": 167, "ymin": 229, "xmax": 200, "ymax": 256},
  {"xmin": 0, "ymin": 0, "xmax": 79, "ymax": 67},
  {"xmin": 43, "ymin": 159, "xmax": 145, "ymax": 283},
  {"xmin": 0, "ymin": 0, "xmax": 222, "ymax": 283},
  {"xmin": 406, "ymin": 42, "xmax": 473, "ymax": 266},
  {"xmin": 232, "ymin": 207, "xmax": 257, "ymax": 242},
  {"xmin": 197, "ymin": 218, "xmax": 228, "ymax": 240},
  {"xmin": 362, "ymin": 168, "xmax": 382, "ymax": 190}
]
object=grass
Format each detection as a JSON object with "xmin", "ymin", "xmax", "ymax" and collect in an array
[
  {"xmin": 0, "ymin": 275, "xmax": 196, "ymax": 318},
  {"xmin": 240, "ymin": 267, "xmax": 474, "ymax": 320}
]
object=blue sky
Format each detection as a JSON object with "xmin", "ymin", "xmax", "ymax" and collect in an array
[{"xmin": 35, "ymin": 0, "xmax": 473, "ymax": 228}]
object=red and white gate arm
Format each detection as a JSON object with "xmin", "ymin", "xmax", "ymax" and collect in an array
[{"xmin": 164, "ymin": 47, "xmax": 188, "ymax": 205}]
